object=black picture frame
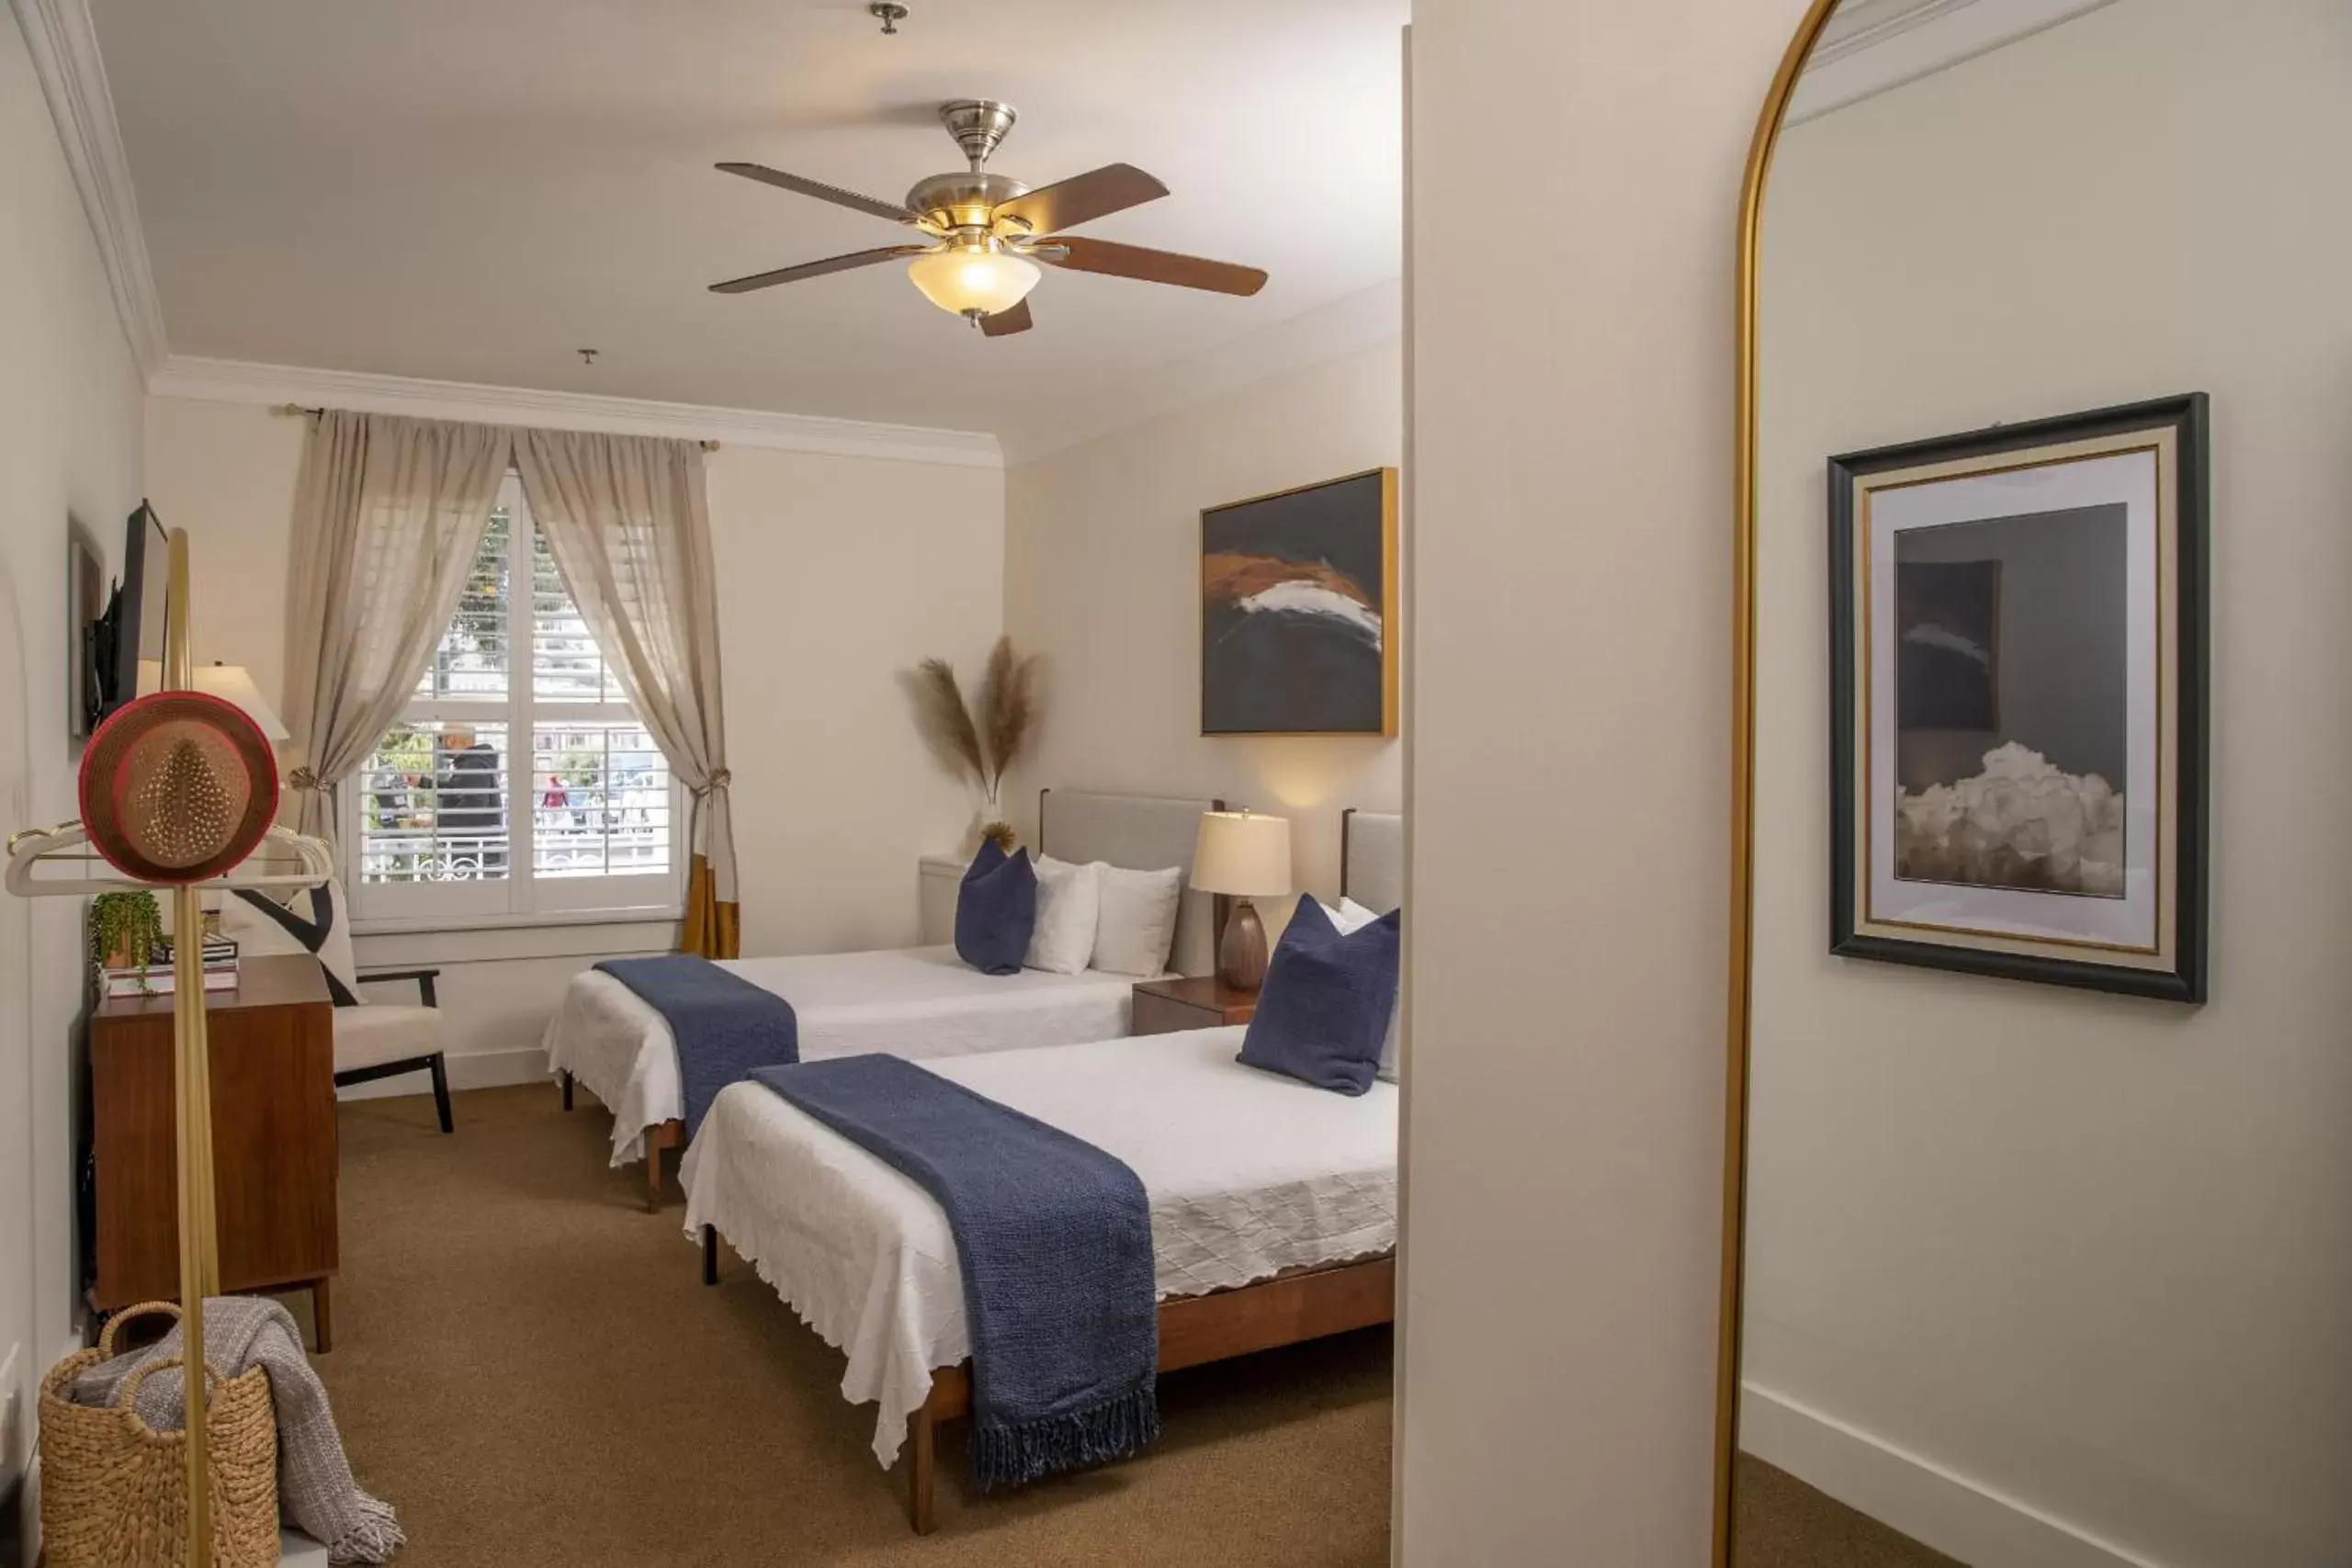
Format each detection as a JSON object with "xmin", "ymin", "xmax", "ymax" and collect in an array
[{"xmin": 1827, "ymin": 393, "xmax": 2209, "ymax": 1003}]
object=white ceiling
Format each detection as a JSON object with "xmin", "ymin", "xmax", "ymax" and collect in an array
[{"xmin": 90, "ymin": 0, "xmax": 1407, "ymax": 451}]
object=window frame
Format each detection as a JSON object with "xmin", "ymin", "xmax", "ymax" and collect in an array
[{"xmin": 345, "ymin": 473, "xmax": 686, "ymax": 932}]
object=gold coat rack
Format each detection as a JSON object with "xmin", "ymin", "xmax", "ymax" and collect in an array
[{"xmin": 4, "ymin": 528, "xmax": 332, "ymax": 1568}]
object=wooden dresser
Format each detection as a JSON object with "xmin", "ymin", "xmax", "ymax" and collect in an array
[{"xmin": 90, "ymin": 953, "xmax": 340, "ymax": 1348}]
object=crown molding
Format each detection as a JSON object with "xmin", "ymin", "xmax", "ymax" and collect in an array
[
  {"xmin": 12, "ymin": 0, "xmax": 167, "ymax": 377},
  {"xmin": 148, "ymin": 355, "xmax": 1006, "ymax": 469},
  {"xmin": 1787, "ymin": 0, "xmax": 2119, "ymax": 126}
]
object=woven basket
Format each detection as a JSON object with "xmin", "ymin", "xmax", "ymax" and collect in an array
[{"xmin": 38, "ymin": 1302, "xmax": 280, "ymax": 1568}]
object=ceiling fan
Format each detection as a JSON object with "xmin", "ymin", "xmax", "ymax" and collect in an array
[{"xmin": 708, "ymin": 99, "xmax": 1268, "ymax": 337}]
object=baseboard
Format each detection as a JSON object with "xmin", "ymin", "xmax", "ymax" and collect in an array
[
  {"xmin": 334, "ymin": 1045, "xmax": 550, "ymax": 1102},
  {"xmin": 1740, "ymin": 1382, "xmax": 2163, "ymax": 1568}
]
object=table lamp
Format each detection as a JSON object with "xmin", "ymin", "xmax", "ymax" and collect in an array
[
  {"xmin": 137, "ymin": 660, "xmax": 290, "ymax": 742},
  {"xmin": 1191, "ymin": 810, "xmax": 1293, "ymax": 991},
  {"xmin": 192, "ymin": 662, "xmax": 291, "ymax": 742}
]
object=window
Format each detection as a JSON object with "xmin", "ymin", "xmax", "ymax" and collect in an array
[{"xmin": 348, "ymin": 476, "xmax": 678, "ymax": 926}]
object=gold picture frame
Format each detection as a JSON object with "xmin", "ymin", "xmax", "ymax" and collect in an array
[{"xmin": 1200, "ymin": 467, "xmax": 1399, "ymax": 739}]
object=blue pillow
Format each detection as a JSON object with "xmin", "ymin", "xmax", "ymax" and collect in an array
[
  {"xmin": 955, "ymin": 839, "xmax": 1036, "ymax": 976},
  {"xmin": 1237, "ymin": 895, "xmax": 1401, "ymax": 1096}
]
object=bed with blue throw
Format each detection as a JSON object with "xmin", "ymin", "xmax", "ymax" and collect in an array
[
  {"xmin": 539, "ymin": 788, "xmax": 1223, "ymax": 1207},
  {"xmin": 681, "ymin": 807, "xmax": 1408, "ymax": 1532},
  {"xmin": 685, "ymin": 1030, "xmax": 1398, "ymax": 1529}
]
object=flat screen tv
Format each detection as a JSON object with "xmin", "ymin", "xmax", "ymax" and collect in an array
[{"xmin": 86, "ymin": 502, "xmax": 169, "ymax": 729}]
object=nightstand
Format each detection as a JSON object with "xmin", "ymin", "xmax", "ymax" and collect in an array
[{"xmin": 1130, "ymin": 975, "xmax": 1260, "ymax": 1035}]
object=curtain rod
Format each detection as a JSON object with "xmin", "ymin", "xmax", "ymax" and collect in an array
[{"xmin": 270, "ymin": 403, "xmax": 721, "ymax": 452}]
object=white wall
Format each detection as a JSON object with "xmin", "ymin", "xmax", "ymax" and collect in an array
[
  {"xmin": 1001, "ymin": 339, "xmax": 1403, "ymax": 906},
  {"xmin": 0, "ymin": 3, "xmax": 147, "ymax": 1534},
  {"xmin": 142, "ymin": 397, "xmax": 1003, "ymax": 1077},
  {"xmin": 1745, "ymin": 4, "xmax": 2352, "ymax": 1565},
  {"xmin": 1400, "ymin": 1, "xmax": 1810, "ymax": 1559}
]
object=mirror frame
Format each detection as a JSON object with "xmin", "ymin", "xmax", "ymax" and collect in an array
[{"xmin": 1715, "ymin": 1, "xmax": 1850, "ymax": 1562}]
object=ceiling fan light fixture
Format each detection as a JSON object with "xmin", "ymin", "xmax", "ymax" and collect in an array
[{"xmin": 907, "ymin": 245, "xmax": 1041, "ymax": 321}]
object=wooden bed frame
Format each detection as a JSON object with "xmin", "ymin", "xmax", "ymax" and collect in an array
[{"xmin": 700, "ymin": 1227, "xmax": 1394, "ymax": 1534}]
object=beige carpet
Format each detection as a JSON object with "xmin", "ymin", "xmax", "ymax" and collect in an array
[
  {"xmin": 317, "ymin": 1085, "xmax": 1953, "ymax": 1566},
  {"xmin": 1734, "ymin": 1455, "xmax": 1966, "ymax": 1568},
  {"xmin": 316, "ymin": 1084, "xmax": 1395, "ymax": 1567}
]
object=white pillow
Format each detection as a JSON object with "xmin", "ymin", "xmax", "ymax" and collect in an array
[
  {"xmin": 220, "ymin": 882, "xmax": 362, "ymax": 1006},
  {"xmin": 1024, "ymin": 854, "xmax": 1102, "ymax": 976},
  {"xmin": 1089, "ymin": 863, "xmax": 1184, "ymax": 977},
  {"xmin": 1336, "ymin": 896, "xmax": 1402, "ymax": 1084}
]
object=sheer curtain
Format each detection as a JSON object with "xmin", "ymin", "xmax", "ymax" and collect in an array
[
  {"xmin": 281, "ymin": 410, "xmax": 509, "ymax": 845},
  {"xmin": 512, "ymin": 429, "xmax": 740, "ymax": 958}
]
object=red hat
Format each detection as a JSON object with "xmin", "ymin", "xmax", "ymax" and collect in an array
[{"xmin": 79, "ymin": 690, "xmax": 280, "ymax": 885}]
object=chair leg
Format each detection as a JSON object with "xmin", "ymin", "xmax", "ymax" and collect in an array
[
  {"xmin": 560, "ymin": 1070, "xmax": 574, "ymax": 1111},
  {"xmin": 428, "ymin": 1053, "xmax": 454, "ymax": 1134},
  {"xmin": 702, "ymin": 1224, "xmax": 718, "ymax": 1286}
]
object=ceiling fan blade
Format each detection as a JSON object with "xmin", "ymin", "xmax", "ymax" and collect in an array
[
  {"xmin": 990, "ymin": 164, "xmax": 1168, "ymax": 236},
  {"xmin": 716, "ymin": 162, "xmax": 917, "ymax": 224},
  {"xmin": 708, "ymin": 244, "xmax": 932, "ymax": 294},
  {"xmin": 1037, "ymin": 236, "xmax": 1268, "ymax": 297},
  {"xmin": 979, "ymin": 298, "xmax": 1034, "ymax": 337}
]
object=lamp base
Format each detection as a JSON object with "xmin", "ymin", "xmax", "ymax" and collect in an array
[{"xmin": 1217, "ymin": 898, "xmax": 1268, "ymax": 992}]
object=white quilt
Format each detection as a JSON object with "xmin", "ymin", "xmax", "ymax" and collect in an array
[
  {"xmin": 540, "ymin": 946, "xmax": 1136, "ymax": 1164},
  {"xmin": 678, "ymin": 1028, "xmax": 1399, "ymax": 1467}
]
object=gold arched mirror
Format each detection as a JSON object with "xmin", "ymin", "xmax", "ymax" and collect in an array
[{"xmin": 1724, "ymin": 1, "xmax": 2346, "ymax": 1563}]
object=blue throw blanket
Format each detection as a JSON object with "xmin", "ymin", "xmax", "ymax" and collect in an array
[
  {"xmin": 596, "ymin": 956, "xmax": 799, "ymax": 1138},
  {"xmin": 748, "ymin": 1054, "xmax": 1159, "ymax": 1490}
]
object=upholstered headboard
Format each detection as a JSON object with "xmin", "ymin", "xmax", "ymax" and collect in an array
[
  {"xmin": 1341, "ymin": 808, "xmax": 1404, "ymax": 914},
  {"xmin": 1036, "ymin": 787, "xmax": 1225, "ymax": 977}
]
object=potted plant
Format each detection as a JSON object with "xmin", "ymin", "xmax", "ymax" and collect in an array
[
  {"xmin": 89, "ymin": 890, "xmax": 164, "ymax": 985},
  {"xmin": 909, "ymin": 637, "xmax": 1039, "ymax": 852}
]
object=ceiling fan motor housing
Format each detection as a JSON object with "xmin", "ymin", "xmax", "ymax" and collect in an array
[
  {"xmin": 905, "ymin": 171, "xmax": 1031, "ymax": 238},
  {"xmin": 939, "ymin": 99, "xmax": 1018, "ymax": 168}
]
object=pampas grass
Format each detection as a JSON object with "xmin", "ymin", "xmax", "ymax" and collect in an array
[
  {"xmin": 910, "ymin": 657, "xmax": 986, "ymax": 788},
  {"xmin": 978, "ymin": 637, "xmax": 1039, "ymax": 792},
  {"xmin": 907, "ymin": 637, "xmax": 1040, "ymax": 847}
]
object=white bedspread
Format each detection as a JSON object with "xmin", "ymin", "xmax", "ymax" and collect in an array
[
  {"xmin": 678, "ymin": 1028, "xmax": 1398, "ymax": 1467},
  {"xmin": 540, "ymin": 947, "xmax": 1136, "ymax": 1163}
]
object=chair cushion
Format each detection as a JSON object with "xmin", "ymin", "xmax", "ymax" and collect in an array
[{"xmin": 333, "ymin": 1004, "xmax": 443, "ymax": 1074}]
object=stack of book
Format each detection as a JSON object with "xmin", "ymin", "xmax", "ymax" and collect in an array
[{"xmin": 102, "ymin": 935, "xmax": 240, "ymax": 998}]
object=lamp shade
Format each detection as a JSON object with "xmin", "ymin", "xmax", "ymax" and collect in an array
[
  {"xmin": 191, "ymin": 662, "xmax": 290, "ymax": 741},
  {"xmin": 1190, "ymin": 810, "xmax": 1293, "ymax": 897},
  {"xmin": 907, "ymin": 246, "xmax": 1041, "ymax": 319}
]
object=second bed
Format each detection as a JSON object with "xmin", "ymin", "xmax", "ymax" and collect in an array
[{"xmin": 543, "ymin": 788, "xmax": 1222, "ymax": 1204}]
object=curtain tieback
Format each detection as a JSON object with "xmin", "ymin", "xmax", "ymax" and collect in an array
[
  {"xmin": 693, "ymin": 770, "xmax": 732, "ymax": 797},
  {"xmin": 287, "ymin": 767, "xmax": 329, "ymax": 791}
]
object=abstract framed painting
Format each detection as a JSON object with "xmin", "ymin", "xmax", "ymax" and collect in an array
[
  {"xmin": 1201, "ymin": 468, "xmax": 1397, "ymax": 737},
  {"xmin": 1828, "ymin": 395, "xmax": 2209, "ymax": 1001}
]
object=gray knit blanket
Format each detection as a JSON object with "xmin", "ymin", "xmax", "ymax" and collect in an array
[
  {"xmin": 597, "ymin": 954, "xmax": 799, "ymax": 1137},
  {"xmin": 71, "ymin": 1296, "xmax": 402, "ymax": 1564},
  {"xmin": 750, "ymin": 1054, "xmax": 1159, "ymax": 1490}
]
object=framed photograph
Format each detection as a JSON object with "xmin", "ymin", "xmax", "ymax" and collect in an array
[
  {"xmin": 1201, "ymin": 468, "xmax": 1397, "ymax": 737},
  {"xmin": 1829, "ymin": 394, "xmax": 2208, "ymax": 1001}
]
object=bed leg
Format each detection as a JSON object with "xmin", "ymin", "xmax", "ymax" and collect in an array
[
  {"xmin": 906, "ymin": 1399, "xmax": 937, "ymax": 1536},
  {"xmin": 701, "ymin": 1224, "xmax": 718, "ymax": 1286},
  {"xmin": 560, "ymin": 1070, "xmax": 573, "ymax": 1111}
]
